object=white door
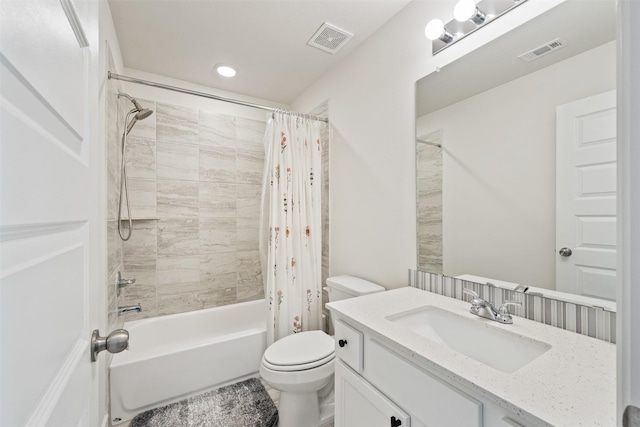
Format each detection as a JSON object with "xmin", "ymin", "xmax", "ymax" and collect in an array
[
  {"xmin": 556, "ymin": 90, "xmax": 616, "ymax": 300},
  {"xmin": 1, "ymin": 0, "xmax": 101, "ymax": 426}
]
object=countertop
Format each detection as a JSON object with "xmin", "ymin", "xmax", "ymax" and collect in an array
[{"xmin": 327, "ymin": 287, "xmax": 616, "ymax": 426}]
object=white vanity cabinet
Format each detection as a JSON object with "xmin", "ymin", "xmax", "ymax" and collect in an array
[{"xmin": 333, "ymin": 319, "xmax": 533, "ymax": 427}]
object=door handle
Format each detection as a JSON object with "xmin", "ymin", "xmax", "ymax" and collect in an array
[
  {"xmin": 559, "ymin": 247, "xmax": 573, "ymax": 257},
  {"xmin": 91, "ymin": 329, "xmax": 129, "ymax": 362}
]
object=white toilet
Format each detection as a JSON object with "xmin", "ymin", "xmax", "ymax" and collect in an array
[{"xmin": 260, "ymin": 275, "xmax": 385, "ymax": 427}]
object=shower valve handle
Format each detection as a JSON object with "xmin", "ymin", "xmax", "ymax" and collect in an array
[{"xmin": 116, "ymin": 271, "xmax": 136, "ymax": 296}]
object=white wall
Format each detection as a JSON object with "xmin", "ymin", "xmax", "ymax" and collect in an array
[
  {"xmin": 291, "ymin": 0, "xmax": 562, "ymax": 289},
  {"xmin": 415, "ymin": 41, "xmax": 615, "ymax": 289},
  {"xmin": 618, "ymin": 1, "xmax": 640, "ymax": 423}
]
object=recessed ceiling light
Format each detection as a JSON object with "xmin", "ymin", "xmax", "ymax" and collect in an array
[{"xmin": 215, "ymin": 64, "xmax": 237, "ymax": 78}]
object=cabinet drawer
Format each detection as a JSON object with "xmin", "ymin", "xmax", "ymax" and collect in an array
[
  {"xmin": 335, "ymin": 360, "xmax": 410, "ymax": 427},
  {"xmin": 366, "ymin": 340, "xmax": 482, "ymax": 427},
  {"xmin": 334, "ymin": 320, "xmax": 364, "ymax": 372}
]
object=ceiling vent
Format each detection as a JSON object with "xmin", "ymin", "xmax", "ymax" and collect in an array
[
  {"xmin": 308, "ymin": 23, "xmax": 353, "ymax": 54},
  {"xmin": 518, "ymin": 38, "xmax": 567, "ymax": 62}
]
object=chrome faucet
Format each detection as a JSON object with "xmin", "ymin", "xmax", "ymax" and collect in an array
[
  {"xmin": 463, "ymin": 288, "xmax": 521, "ymax": 324},
  {"xmin": 116, "ymin": 271, "xmax": 136, "ymax": 296},
  {"xmin": 118, "ymin": 304, "xmax": 142, "ymax": 315}
]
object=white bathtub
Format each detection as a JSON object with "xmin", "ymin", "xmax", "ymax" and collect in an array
[{"xmin": 110, "ymin": 299, "xmax": 267, "ymax": 423}]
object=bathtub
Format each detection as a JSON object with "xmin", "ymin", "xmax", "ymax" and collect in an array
[{"xmin": 110, "ymin": 299, "xmax": 267, "ymax": 423}]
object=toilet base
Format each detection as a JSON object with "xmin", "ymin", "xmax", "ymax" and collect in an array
[
  {"xmin": 278, "ymin": 391, "xmax": 319, "ymax": 427},
  {"xmin": 276, "ymin": 384, "xmax": 334, "ymax": 427}
]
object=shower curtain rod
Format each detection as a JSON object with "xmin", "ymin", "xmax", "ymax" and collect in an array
[{"xmin": 108, "ymin": 72, "xmax": 329, "ymax": 123}]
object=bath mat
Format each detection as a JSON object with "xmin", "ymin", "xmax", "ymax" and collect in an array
[{"xmin": 130, "ymin": 378, "xmax": 278, "ymax": 427}]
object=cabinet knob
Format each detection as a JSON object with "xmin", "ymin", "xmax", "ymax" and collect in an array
[
  {"xmin": 338, "ymin": 339, "xmax": 348, "ymax": 348},
  {"xmin": 390, "ymin": 416, "xmax": 402, "ymax": 427}
]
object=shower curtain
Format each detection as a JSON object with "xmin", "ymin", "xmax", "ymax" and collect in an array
[{"xmin": 260, "ymin": 112, "xmax": 323, "ymax": 344}]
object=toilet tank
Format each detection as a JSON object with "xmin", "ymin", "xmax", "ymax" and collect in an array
[{"xmin": 326, "ymin": 275, "xmax": 385, "ymax": 302}]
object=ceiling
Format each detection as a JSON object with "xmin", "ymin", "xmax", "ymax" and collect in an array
[
  {"xmin": 416, "ymin": 0, "xmax": 616, "ymax": 117},
  {"xmin": 108, "ymin": 0, "xmax": 411, "ymax": 104}
]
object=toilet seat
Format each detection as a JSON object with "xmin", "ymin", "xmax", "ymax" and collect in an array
[
  {"xmin": 263, "ymin": 330, "xmax": 335, "ymax": 372},
  {"xmin": 263, "ymin": 352, "xmax": 335, "ymax": 371}
]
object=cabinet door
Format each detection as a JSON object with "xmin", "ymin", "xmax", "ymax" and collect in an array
[
  {"xmin": 365, "ymin": 340, "xmax": 482, "ymax": 426},
  {"xmin": 335, "ymin": 360, "xmax": 410, "ymax": 427}
]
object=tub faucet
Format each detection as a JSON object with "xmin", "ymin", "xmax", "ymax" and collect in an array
[
  {"xmin": 514, "ymin": 284, "xmax": 529, "ymax": 293},
  {"xmin": 118, "ymin": 304, "xmax": 142, "ymax": 316},
  {"xmin": 463, "ymin": 288, "xmax": 521, "ymax": 324}
]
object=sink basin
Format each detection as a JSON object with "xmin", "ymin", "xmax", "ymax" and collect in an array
[{"xmin": 387, "ymin": 306, "xmax": 551, "ymax": 373}]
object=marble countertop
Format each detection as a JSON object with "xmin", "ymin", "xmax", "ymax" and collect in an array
[{"xmin": 327, "ymin": 287, "xmax": 616, "ymax": 426}]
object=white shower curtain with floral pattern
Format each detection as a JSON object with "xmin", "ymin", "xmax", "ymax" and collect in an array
[{"xmin": 260, "ymin": 112, "xmax": 323, "ymax": 345}]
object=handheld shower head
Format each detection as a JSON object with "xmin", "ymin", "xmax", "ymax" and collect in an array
[
  {"xmin": 119, "ymin": 93, "xmax": 154, "ymax": 135},
  {"xmin": 125, "ymin": 108, "xmax": 154, "ymax": 134}
]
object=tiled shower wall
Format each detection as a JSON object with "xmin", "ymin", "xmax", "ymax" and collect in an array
[
  {"xmin": 114, "ymin": 99, "xmax": 267, "ymax": 319},
  {"xmin": 107, "ymin": 92, "xmax": 331, "ymax": 321},
  {"xmin": 409, "ymin": 269, "xmax": 616, "ymax": 343},
  {"xmin": 416, "ymin": 130, "xmax": 442, "ymax": 273}
]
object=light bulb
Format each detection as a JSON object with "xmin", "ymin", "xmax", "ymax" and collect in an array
[
  {"xmin": 215, "ymin": 64, "xmax": 237, "ymax": 78},
  {"xmin": 425, "ymin": 19, "xmax": 445, "ymax": 41},
  {"xmin": 454, "ymin": 0, "xmax": 477, "ymax": 22}
]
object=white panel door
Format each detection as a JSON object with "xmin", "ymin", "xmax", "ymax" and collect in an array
[
  {"xmin": 0, "ymin": 0, "xmax": 101, "ymax": 426},
  {"xmin": 556, "ymin": 90, "xmax": 616, "ymax": 300}
]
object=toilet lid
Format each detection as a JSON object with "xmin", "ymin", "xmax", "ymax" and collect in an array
[{"xmin": 264, "ymin": 330, "xmax": 335, "ymax": 369}]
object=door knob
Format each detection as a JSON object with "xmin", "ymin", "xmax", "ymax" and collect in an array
[
  {"xmin": 559, "ymin": 247, "xmax": 573, "ymax": 257},
  {"xmin": 91, "ymin": 329, "xmax": 129, "ymax": 362}
]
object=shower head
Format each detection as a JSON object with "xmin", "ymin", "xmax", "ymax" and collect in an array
[
  {"xmin": 135, "ymin": 108, "xmax": 153, "ymax": 121},
  {"xmin": 125, "ymin": 109, "xmax": 154, "ymax": 135},
  {"xmin": 119, "ymin": 92, "xmax": 154, "ymax": 134}
]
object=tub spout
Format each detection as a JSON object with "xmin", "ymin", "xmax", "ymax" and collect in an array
[{"xmin": 118, "ymin": 304, "xmax": 142, "ymax": 315}]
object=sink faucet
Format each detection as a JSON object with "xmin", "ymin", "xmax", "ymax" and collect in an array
[{"xmin": 463, "ymin": 288, "xmax": 521, "ymax": 324}]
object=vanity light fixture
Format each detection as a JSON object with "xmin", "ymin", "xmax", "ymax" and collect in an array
[
  {"xmin": 427, "ymin": 0, "xmax": 528, "ymax": 55},
  {"xmin": 215, "ymin": 64, "xmax": 237, "ymax": 78},
  {"xmin": 425, "ymin": 19, "xmax": 454, "ymax": 43},
  {"xmin": 454, "ymin": 0, "xmax": 486, "ymax": 24}
]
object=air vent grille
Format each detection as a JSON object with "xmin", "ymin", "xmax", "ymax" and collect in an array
[
  {"xmin": 519, "ymin": 38, "xmax": 567, "ymax": 62},
  {"xmin": 308, "ymin": 23, "xmax": 353, "ymax": 54}
]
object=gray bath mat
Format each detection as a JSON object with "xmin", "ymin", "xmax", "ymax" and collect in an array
[{"xmin": 130, "ymin": 378, "xmax": 278, "ymax": 427}]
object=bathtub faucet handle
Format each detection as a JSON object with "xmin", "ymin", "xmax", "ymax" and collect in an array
[{"xmin": 116, "ymin": 271, "xmax": 136, "ymax": 296}]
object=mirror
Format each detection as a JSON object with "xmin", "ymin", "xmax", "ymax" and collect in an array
[{"xmin": 415, "ymin": 0, "xmax": 617, "ymax": 307}]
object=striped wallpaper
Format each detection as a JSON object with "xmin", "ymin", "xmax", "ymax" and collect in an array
[{"xmin": 408, "ymin": 270, "xmax": 616, "ymax": 343}]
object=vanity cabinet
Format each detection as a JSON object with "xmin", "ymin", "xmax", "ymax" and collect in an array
[{"xmin": 333, "ymin": 319, "xmax": 532, "ymax": 427}]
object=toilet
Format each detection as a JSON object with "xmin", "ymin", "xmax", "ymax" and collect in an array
[{"xmin": 260, "ymin": 275, "xmax": 385, "ymax": 427}]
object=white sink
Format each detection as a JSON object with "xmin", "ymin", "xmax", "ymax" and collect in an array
[{"xmin": 387, "ymin": 306, "xmax": 551, "ymax": 373}]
